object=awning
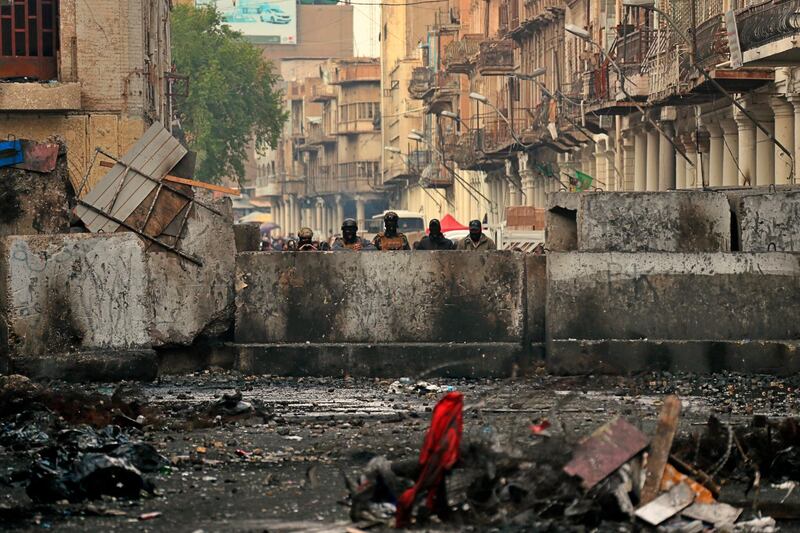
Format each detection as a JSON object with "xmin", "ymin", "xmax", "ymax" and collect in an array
[
  {"xmin": 439, "ymin": 214, "xmax": 468, "ymax": 233},
  {"xmin": 238, "ymin": 211, "xmax": 272, "ymax": 224}
]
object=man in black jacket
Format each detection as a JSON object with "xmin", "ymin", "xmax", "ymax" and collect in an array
[{"xmin": 414, "ymin": 219, "xmax": 455, "ymax": 250}]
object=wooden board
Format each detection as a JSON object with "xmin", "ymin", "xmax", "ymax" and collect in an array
[
  {"xmin": 98, "ymin": 161, "xmax": 240, "ymax": 195},
  {"xmin": 75, "ymin": 124, "xmax": 188, "ymax": 233},
  {"xmin": 121, "ymin": 182, "xmax": 193, "ymax": 239},
  {"xmin": 641, "ymin": 395, "xmax": 682, "ymax": 504}
]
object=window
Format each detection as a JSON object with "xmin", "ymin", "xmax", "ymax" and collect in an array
[{"xmin": 0, "ymin": 0, "xmax": 59, "ymax": 80}]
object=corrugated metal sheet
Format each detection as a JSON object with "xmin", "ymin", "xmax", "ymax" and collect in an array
[{"xmin": 75, "ymin": 124, "xmax": 188, "ymax": 233}]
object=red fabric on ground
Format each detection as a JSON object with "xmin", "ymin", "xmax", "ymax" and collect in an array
[{"xmin": 395, "ymin": 391, "xmax": 463, "ymax": 527}]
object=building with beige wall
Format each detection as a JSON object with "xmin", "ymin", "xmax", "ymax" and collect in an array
[{"xmin": 0, "ymin": 0, "xmax": 172, "ymax": 194}]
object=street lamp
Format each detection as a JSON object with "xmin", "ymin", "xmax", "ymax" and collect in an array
[
  {"xmin": 469, "ymin": 92, "xmax": 489, "ymax": 104},
  {"xmin": 622, "ymin": 0, "xmax": 794, "ymax": 183},
  {"xmin": 407, "ymin": 132, "xmax": 424, "ymax": 142},
  {"xmin": 384, "ymin": 146, "xmax": 402, "ymax": 154}
]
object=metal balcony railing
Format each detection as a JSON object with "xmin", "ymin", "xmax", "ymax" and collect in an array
[
  {"xmin": 443, "ymin": 37, "xmax": 481, "ymax": 74},
  {"xmin": 476, "ymin": 40, "xmax": 515, "ymax": 76},
  {"xmin": 522, "ymin": 0, "xmax": 564, "ymax": 24},
  {"xmin": 310, "ymin": 84, "xmax": 336, "ymax": 101},
  {"xmin": 695, "ymin": 14, "xmax": 729, "ymax": 68},
  {"xmin": 736, "ymin": 0, "xmax": 800, "ymax": 52},
  {"xmin": 616, "ymin": 26, "xmax": 654, "ymax": 67},
  {"xmin": 330, "ymin": 63, "xmax": 381, "ymax": 84},
  {"xmin": 407, "ymin": 150, "xmax": 431, "ymax": 172},
  {"xmin": 408, "ymin": 67, "xmax": 433, "ymax": 99}
]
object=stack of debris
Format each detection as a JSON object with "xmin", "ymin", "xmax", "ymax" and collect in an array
[{"xmin": 349, "ymin": 393, "xmax": 794, "ymax": 530}]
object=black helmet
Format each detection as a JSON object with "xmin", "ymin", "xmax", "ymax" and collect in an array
[
  {"xmin": 341, "ymin": 218, "xmax": 358, "ymax": 230},
  {"xmin": 384, "ymin": 211, "xmax": 399, "ymax": 223}
]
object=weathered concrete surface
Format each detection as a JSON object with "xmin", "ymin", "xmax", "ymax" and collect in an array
[
  {"xmin": 578, "ymin": 192, "xmax": 731, "ymax": 252},
  {"xmin": 525, "ymin": 254, "xmax": 546, "ymax": 344},
  {"xmin": 234, "ymin": 224, "xmax": 262, "ymax": 252},
  {"xmin": 0, "ymin": 144, "xmax": 73, "ymax": 237},
  {"xmin": 546, "ymin": 191, "xmax": 579, "ymax": 252},
  {"xmin": 6, "ymin": 349, "xmax": 158, "ymax": 382},
  {"xmin": 235, "ymin": 342, "xmax": 527, "ymax": 378},
  {"xmin": 236, "ymin": 251, "xmax": 526, "ymax": 344},
  {"xmin": 733, "ymin": 190, "xmax": 800, "ymax": 252},
  {"xmin": 547, "ymin": 252, "xmax": 800, "ymax": 342},
  {"xmin": 147, "ymin": 196, "xmax": 235, "ymax": 346},
  {"xmin": 0, "ymin": 82, "xmax": 81, "ymax": 111},
  {"xmin": 547, "ymin": 340, "xmax": 800, "ymax": 376},
  {"xmin": 0, "ymin": 233, "xmax": 151, "ymax": 358}
]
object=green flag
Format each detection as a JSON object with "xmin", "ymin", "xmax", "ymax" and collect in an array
[{"xmin": 575, "ymin": 170, "xmax": 593, "ymax": 191}]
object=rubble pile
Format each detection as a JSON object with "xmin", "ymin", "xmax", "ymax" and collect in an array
[
  {"xmin": 0, "ymin": 375, "xmax": 165, "ymax": 504},
  {"xmin": 348, "ymin": 391, "xmax": 794, "ymax": 531}
]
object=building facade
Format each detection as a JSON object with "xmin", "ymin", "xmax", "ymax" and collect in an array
[
  {"xmin": 0, "ymin": 0, "xmax": 172, "ymax": 194},
  {"xmin": 383, "ymin": 0, "xmax": 800, "ymax": 230}
]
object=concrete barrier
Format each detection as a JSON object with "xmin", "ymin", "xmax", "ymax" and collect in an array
[
  {"xmin": 546, "ymin": 251, "xmax": 800, "ymax": 373},
  {"xmin": 578, "ymin": 191, "xmax": 731, "ymax": 252},
  {"xmin": 730, "ymin": 190, "xmax": 800, "ymax": 252},
  {"xmin": 147, "ymin": 196, "xmax": 235, "ymax": 346},
  {"xmin": 546, "ymin": 192, "xmax": 579, "ymax": 252},
  {"xmin": 236, "ymin": 251, "xmax": 526, "ymax": 343},
  {"xmin": 233, "ymin": 250, "xmax": 543, "ymax": 377},
  {"xmin": 233, "ymin": 223, "xmax": 262, "ymax": 252},
  {"xmin": 0, "ymin": 233, "xmax": 152, "ymax": 360}
]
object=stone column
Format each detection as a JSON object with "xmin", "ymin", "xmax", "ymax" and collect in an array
[
  {"xmin": 790, "ymin": 95, "xmax": 800, "ymax": 183},
  {"xmin": 355, "ymin": 196, "xmax": 366, "ymax": 229},
  {"xmin": 697, "ymin": 131, "xmax": 710, "ymax": 189},
  {"xmin": 520, "ymin": 169, "xmax": 535, "ymax": 207},
  {"xmin": 684, "ymin": 136, "xmax": 699, "ymax": 189},
  {"xmin": 658, "ymin": 122, "xmax": 676, "ymax": 190},
  {"xmin": 675, "ymin": 134, "xmax": 687, "ymax": 189},
  {"xmin": 536, "ymin": 175, "xmax": 547, "ymax": 208},
  {"xmin": 720, "ymin": 118, "xmax": 739, "ymax": 187},
  {"xmin": 772, "ymin": 96, "xmax": 794, "ymax": 184},
  {"xmin": 622, "ymin": 130, "xmax": 635, "ymax": 191},
  {"xmin": 287, "ymin": 195, "xmax": 296, "ymax": 235},
  {"xmin": 335, "ymin": 195, "xmax": 344, "ymax": 227},
  {"xmin": 755, "ymin": 114, "xmax": 775, "ymax": 187},
  {"xmin": 605, "ymin": 140, "xmax": 617, "ymax": 191},
  {"xmin": 593, "ymin": 140, "xmax": 606, "ymax": 190},
  {"xmin": 646, "ymin": 127, "xmax": 660, "ymax": 191},
  {"xmin": 703, "ymin": 122, "xmax": 723, "ymax": 187},
  {"xmin": 734, "ymin": 108, "xmax": 757, "ymax": 187},
  {"xmin": 634, "ymin": 128, "xmax": 647, "ymax": 191}
]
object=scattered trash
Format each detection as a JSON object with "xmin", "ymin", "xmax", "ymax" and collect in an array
[
  {"xmin": 139, "ymin": 511, "xmax": 162, "ymax": 521},
  {"xmin": 563, "ymin": 417, "xmax": 649, "ymax": 489},
  {"xmin": 635, "ymin": 482, "xmax": 695, "ymax": 526},
  {"xmin": 682, "ymin": 501, "xmax": 742, "ymax": 527}
]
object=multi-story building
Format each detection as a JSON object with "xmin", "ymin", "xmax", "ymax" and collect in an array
[
  {"xmin": 261, "ymin": 58, "xmax": 385, "ymax": 238},
  {"xmin": 386, "ymin": 0, "xmax": 800, "ymax": 230},
  {"xmin": 0, "ymin": 0, "xmax": 172, "ymax": 193}
]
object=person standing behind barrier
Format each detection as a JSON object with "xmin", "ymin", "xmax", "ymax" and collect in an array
[
  {"xmin": 332, "ymin": 218, "xmax": 374, "ymax": 250},
  {"xmin": 456, "ymin": 220, "xmax": 496, "ymax": 250},
  {"xmin": 414, "ymin": 219, "xmax": 455, "ymax": 250},
  {"xmin": 372, "ymin": 211, "xmax": 410, "ymax": 251}
]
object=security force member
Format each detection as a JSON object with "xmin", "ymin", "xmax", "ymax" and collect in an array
[{"xmin": 372, "ymin": 211, "xmax": 411, "ymax": 251}]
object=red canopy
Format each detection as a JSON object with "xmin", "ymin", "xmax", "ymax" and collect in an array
[{"xmin": 439, "ymin": 214, "xmax": 468, "ymax": 233}]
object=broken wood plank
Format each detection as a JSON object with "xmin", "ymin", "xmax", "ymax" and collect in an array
[
  {"xmin": 99, "ymin": 161, "xmax": 240, "ymax": 195},
  {"xmin": 76, "ymin": 124, "xmax": 187, "ymax": 233},
  {"xmin": 682, "ymin": 502, "xmax": 742, "ymax": 527},
  {"xmin": 563, "ymin": 417, "xmax": 649, "ymax": 490},
  {"xmin": 635, "ymin": 482, "xmax": 694, "ymax": 526},
  {"xmin": 641, "ymin": 395, "xmax": 682, "ymax": 504},
  {"xmin": 121, "ymin": 182, "xmax": 193, "ymax": 239}
]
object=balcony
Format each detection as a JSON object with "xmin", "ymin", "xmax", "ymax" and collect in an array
[
  {"xmin": 420, "ymin": 162, "xmax": 454, "ymax": 188},
  {"xmin": 337, "ymin": 160, "xmax": 380, "ymax": 191},
  {"xmin": 426, "ymin": 72, "xmax": 460, "ymax": 114},
  {"xmin": 738, "ymin": 0, "xmax": 800, "ymax": 65},
  {"xmin": 510, "ymin": 0, "xmax": 564, "ymax": 37},
  {"xmin": 443, "ymin": 36, "xmax": 481, "ymax": 74},
  {"xmin": 446, "ymin": 131, "xmax": 482, "ymax": 169},
  {"xmin": 406, "ymin": 150, "xmax": 432, "ymax": 173},
  {"xmin": 310, "ymin": 84, "xmax": 336, "ymax": 102},
  {"xmin": 329, "ymin": 62, "xmax": 381, "ymax": 84},
  {"xmin": 480, "ymin": 116, "xmax": 526, "ymax": 155},
  {"xmin": 306, "ymin": 126, "xmax": 336, "ymax": 145},
  {"xmin": 408, "ymin": 67, "xmax": 434, "ymax": 99},
  {"xmin": 476, "ymin": 40, "xmax": 515, "ymax": 76}
]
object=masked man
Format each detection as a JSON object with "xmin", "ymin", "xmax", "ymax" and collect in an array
[
  {"xmin": 414, "ymin": 219, "xmax": 455, "ymax": 250},
  {"xmin": 372, "ymin": 211, "xmax": 410, "ymax": 251},
  {"xmin": 332, "ymin": 218, "xmax": 374, "ymax": 250},
  {"xmin": 456, "ymin": 220, "xmax": 496, "ymax": 250},
  {"xmin": 295, "ymin": 227, "xmax": 319, "ymax": 251}
]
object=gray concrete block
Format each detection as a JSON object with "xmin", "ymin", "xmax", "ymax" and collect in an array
[
  {"xmin": 736, "ymin": 190, "xmax": 800, "ymax": 252},
  {"xmin": 547, "ymin": 339, "xmax": 800, "ymax": 376},
  {"xmin": 0, "ymin": 233, "xmax": 151, "ymax": 358},
  {"xmin": 578, "ymin": 191, "xmax": 731, "ymax": 252},
  {"xmin": 147, "ymin": 197, "xmax": 235, "ymax": 346},
  {"xmin": 547, "ymin": 252, "xmax": 800, "ymax": 341},
  {"xmin": 525, "ymin": 254, "xmax": 546, "ymax": 343},
  {"xmin": 234, "ymin": 342, "xmax": 529, "ymax": 378},
  {"xmin": 235, "ymin": 251, "xmax": 526, "ymax": 344},
  {"xmin": 7, "ymin": 349, "xmax": 158, "ymax": 382},
  {"xmin": 233, "ymin": 223, "xmax": 262, "ymax": 252}
]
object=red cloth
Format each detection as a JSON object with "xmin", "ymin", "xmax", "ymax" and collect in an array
[{"xmin": 395, "ymin": 392, "xmax": 463, "ymax": 527}]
